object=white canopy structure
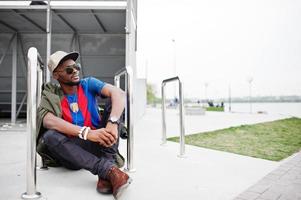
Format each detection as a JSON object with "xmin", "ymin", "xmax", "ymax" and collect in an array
[{"xmin": 0, "ymin": 0, "xmax": 144, "ymax": 123}]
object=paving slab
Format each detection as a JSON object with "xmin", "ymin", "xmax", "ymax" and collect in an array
[{"xmin": 235, "ymin": 151, "xmax": 301, "ymax": 200}]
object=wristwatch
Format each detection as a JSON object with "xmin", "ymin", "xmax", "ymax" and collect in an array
[{"xmin": 108, "ymin": 116, "xmax": 121, "ymax": 125}]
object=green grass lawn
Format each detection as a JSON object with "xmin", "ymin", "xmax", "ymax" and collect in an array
[
  {"xmin": 206, "ymin": 107, "xmax": 224, "ymax": 112},
  {"xmin": 168, "ymin": 117, "xmax": 301, "ymax": 161}
]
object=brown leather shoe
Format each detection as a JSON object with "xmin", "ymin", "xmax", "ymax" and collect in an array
[
  {"xmin": 107, "ymin": 166, "xmax": 132, "ymax": 199},
  {"xmin": 96, "ymin": 178, "xmax": 113, "ymax": 194}
]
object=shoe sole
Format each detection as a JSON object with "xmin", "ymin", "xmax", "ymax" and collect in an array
[
  {"xmin": 114, "ymin": 177, "xmax": 133, "ymax": 200},
  {"xmin": 96, "ymin": 187, "xmax": 113, "ymax": 195}
]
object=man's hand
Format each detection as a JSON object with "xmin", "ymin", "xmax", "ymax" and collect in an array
[
  {"xmin": 87, "ymin": 128, "xmax": 116, "ymax": 147},
  {"xmin": 105, "ymin": 122, "xmax": 118, "ymax": 142}
]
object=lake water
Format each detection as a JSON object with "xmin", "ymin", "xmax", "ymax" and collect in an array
[{"xmin": 224, "ymin": 102, "xmax": 301, "ymax": 117}]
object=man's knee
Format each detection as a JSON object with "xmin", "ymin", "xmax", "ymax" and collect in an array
[{"xmin": 43, "ymin": 130, "xmax": 68, "ymax": 148}]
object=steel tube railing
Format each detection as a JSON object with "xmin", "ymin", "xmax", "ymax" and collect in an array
[
  {"xmin": 114, "ymin": 66, "xmax": 135, "ymax": 172},
  {"xmin": 45, "ymin": 0, "xmax": 51, "ymax": 83},
  {"xmin": 21, "ymin": 47, "xmax": 44, "ymax": 200},
  {"xmin": 161, "ymin": 76, "xmax": 186, "ymax": 157},
  {"xmin": 11, "ymin": 34, "xmax": 17, "ymax": 124}
]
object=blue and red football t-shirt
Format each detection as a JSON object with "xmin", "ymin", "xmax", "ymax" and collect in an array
[{"xmin": 60, "ymin": 77, "xmax": 106, "ymax": 129}]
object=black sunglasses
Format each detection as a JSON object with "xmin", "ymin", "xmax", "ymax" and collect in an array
[{"xmin": 55, "ymin": 64, "xmax": 81, "ymax": 75}]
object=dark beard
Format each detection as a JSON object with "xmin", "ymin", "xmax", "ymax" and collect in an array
[
  {"xmin": 63, "ymin": 81, "xmax": 80, "ymax": 86},
  {"xmin": 57, "ymin": 73, "xmax": 80, "ymax": 86}
]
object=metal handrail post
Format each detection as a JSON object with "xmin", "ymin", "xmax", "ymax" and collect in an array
[
  {"xmin": 161, "ymin": 76, "xmax": 186, "ymax": 157},
  {"xmin": 178, "ymin": 81, "xmax": 185, "ymax": 156},
  {"xmin": 161, "ymin": 82, "xmax": 166, "ymax": 145},
  {"xmin": 45, "ymin": 0, "xmax": 51, "ymax": 83},
  {"xmin": 37, "ymin": 53, "xmax": 44, "ymax": 107},
  {"xmin": 37, "ymin": 51, "xmax": 48, "ymax": 170},
  {"xmin": 114, "ymin": 66, "xmax": 135, "ymax": 172},
  {"xmin": 21, "ymin": 47, "xmax": 44, "ymax": 200}
]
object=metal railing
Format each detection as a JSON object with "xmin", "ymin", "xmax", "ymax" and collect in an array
[
  {"xmin": 114, "ymin": 66, "xmax": 135, "ymax": 172},
  {"xmin": 21, "ymin": 47, "xmax": 44, "ymax": 200},
  {"xmin": 161, "ymin": 76, "xmax": 186, "ymax": 157}
]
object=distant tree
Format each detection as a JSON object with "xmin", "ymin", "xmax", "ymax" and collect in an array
[{"xmin": 147, "ymin": 84, "xmax": 159, "ymax": 105}]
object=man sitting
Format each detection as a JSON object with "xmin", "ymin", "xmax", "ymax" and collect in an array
[{"xmin": 36, "ymin": 51, "xmax": 131, "ymax": 199}]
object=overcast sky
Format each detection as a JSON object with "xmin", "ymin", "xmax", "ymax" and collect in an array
[
  {"xmin": 136, "ymin": 0, "xmax": 301, "ymax": 99},
  {"xmin": 1, "ymin": 1, "xmax": 300, "ymax": 99}
]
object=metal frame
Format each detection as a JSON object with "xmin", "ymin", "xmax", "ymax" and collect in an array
[
  {"xmin": 0, "ymin": 1, "xmax": 124, "ymax": 119},
  {"xmin": 16, "ymin": 93, "xmax": 27, "ymax": 118},
  {"xmin": 16, "ymin": 35, "xmax": 28, "ymax": 119},
  {"xmin": 76, "ymin": 34, "xmax": 85, "ymax": 77},
  {"xmin": 0, "ymin": 19, "xmax": 18, "ymax": 32},
  {"xmin": 0, "ymin": 0, "xmax": 127, "ymax": 81},
  {"xmin": 12, "ymin": 9, "xmax": 46, "ymax": 32},
  {"xmin": 0, "ymin": 2, "xmax": 127, "ymax": 10},
  {"xmin": 0, "ymin": 33, "xmax": 16, "ymax": 67},
  {"xmin": 91, "ymin": 9, "xmax": 107, "ymax": 33},
  {"xmin": 11, "ymin": 33, "xmax": 17, "ymax": 124},
  {"xmin": 18, "ymin": 35, "xmax": 28, "ymax": 73},
  {"xmin": 21, "ymin": 47, "xmax": 44, "ymax": 200},
  {"xmin": 53, "ymin": 10, "xmax": 77, "ymax": 32},
  {"xmin": 45, "ymin": 0, "xmax": 51, "ymax": 82},
  {"xmin": 161, "ymin": 76, "xmax": 186, "ymax": 157},
  {"xmin": 0, "ymin": 33, "xmax": 19, "ymax": 123},
  {"xmin": 114, "ymin": 66, "xmax": 135, "ymax": 172}
]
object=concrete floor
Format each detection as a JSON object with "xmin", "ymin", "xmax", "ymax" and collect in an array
[{"xmin": 0, "ymin": 108, "xmax": 290, "ymax": 200}]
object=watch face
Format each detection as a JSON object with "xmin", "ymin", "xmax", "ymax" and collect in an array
[{"xmin": 109, "ymin": 116, "xmax": 119, "ymax": 122}]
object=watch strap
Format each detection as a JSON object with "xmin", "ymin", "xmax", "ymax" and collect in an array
[{"xmin": 108, "ymin": 116, "xmax": 120, "ymax": 125}]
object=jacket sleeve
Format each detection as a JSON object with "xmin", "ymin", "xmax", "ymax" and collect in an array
[{"xmin": 36, "ymin": 90, "xmax": 62, "ymax": 141}]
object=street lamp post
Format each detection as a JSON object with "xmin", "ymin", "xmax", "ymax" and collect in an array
[
  {"xmin": 204, "ymin": 82, "xmax": 208, "ymax": 103},
  {"xmin": 228, "ymin": 83, "xmax": 231, "ymax": 112},
  {"xmin": 172, "ymin": 38, "xmax": 177, "ymax": 98}
]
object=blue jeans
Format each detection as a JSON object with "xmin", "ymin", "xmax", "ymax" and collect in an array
[{"xmin": 42, "ymin": 129, "xmax": 117, "ymax": 179}]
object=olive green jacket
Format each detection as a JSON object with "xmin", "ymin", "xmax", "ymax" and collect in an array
[{"xmin": 37, "ymin": 82, "xmax": 65, "ymax": 141}]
